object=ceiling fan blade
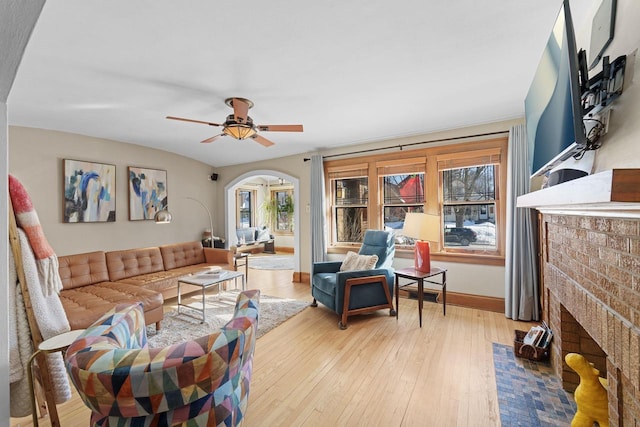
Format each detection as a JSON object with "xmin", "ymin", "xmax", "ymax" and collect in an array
[
  {"xmin": 251, "ymin": 134, "xmax": 275, "ymax": 147},
  {"xmin": 257, "ymin": 124, "xmax": 304, "ymax": 132},
  {"xmin": 231, "ymin": 98, "xmax": 250, "ymax": 124},
  {"xmin": 201, "ymin": 134, "xmax": 225, "ymax": 143},
  {"xmin": 167, "ymin": 116, "xmax": 221, "ymax": 127}
]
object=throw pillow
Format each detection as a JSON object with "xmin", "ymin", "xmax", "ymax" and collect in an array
[
  {"xmin": 339, "ymin": 251, "xmax": 379, "ymax": 272},
  {"xmin": 257, "ymin": 227, "xmax": 271, "ymax": 242}
]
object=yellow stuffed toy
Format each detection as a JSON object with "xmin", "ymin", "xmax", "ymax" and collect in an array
[{"xmin": 565, "ymin": 353, "xmax": 609, "ymax": 427}]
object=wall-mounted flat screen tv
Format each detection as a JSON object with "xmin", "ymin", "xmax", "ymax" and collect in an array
[{"xmin": 525, "ymin": 0, "xmax": 587, "ymax": 178}]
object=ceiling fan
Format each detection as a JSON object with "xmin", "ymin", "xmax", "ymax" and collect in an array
[{"xmin": 166, "ymin": 97, "xmax": 303, "ymax": 147}]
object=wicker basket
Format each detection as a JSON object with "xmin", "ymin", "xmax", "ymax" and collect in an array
[{"xmin": 513, "ymin": 329, "xmax": 550, "ymax": 361}]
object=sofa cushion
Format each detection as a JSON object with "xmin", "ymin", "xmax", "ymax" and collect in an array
[
  {"xmin": 159, "ymin": 241, "xmax": 206, "ymax": 270},
  {"xmin": 236, "ymin": 227, "xmax": 257, "ymax": 245},
  {"xmin": 59, "ymin": 282, "xmax": 163, "ymax": 330},
  {"xmin": 312, "ymin": 273, "xmax": 337, "ymax": 296},
  {"xmin": 106, "ymin": 247, "xmax": 165, "ymax": 281},
  {"xmin": 256, "ymin": 227, "xmax": 271, "ymax": 242},
  {"xmin": 58, "ymin": 251, "xmax": 109, "ymax": 290},
  {"xmin": 117, "ymin": 263, "xmax": 222, "ymax": 300}
]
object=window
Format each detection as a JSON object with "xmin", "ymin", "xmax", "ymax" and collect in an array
[
  {"xmin": 328, "ymin": 164, "xmax": 369, "ymax": 244},
  {"xmin": 438, "ymin": 148, "xmax": 501, "ymax": 253},
  {"xmin": 378, "ymin": 157, "xmax": 427, "ymax": 246},
  {"xmin": 442, "ymin": 166, "xmax": 496, "ymax": 248},
  {"xmin": 324, "ymin": 138, "xmax": 507, "ymax": 263},
  {"xmin": 334, "ymin": 177, "xmax": 368, "ymax": 243},
  {"xmin": 271, "ymin": 189, "xmax": 294, "ymax": 232},
  {"xmin": 236, "ymin": 189, "xmax": 255, "ymax": 228}
]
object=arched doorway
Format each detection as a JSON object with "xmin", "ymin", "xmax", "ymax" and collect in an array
[{"xmin": 224, "ymin": 170, "xmax": 300, "ymax": 272}]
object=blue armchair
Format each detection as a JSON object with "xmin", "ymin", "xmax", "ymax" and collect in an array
[{"xmin": 311, "ymin": 230, "xmax": 396, "ymax": 329}]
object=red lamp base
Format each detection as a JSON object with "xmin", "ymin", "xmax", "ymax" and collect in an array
[{"xmin": 414, "ymin": 240, "xmax": 431, "ymax": 273}]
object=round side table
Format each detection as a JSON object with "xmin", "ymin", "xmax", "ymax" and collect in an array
[{"xmin": 27, "ymin": 329, "xmax": 85, "ymax": 427}]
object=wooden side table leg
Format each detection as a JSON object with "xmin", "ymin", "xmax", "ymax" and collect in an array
[
  {"xmin": 201, "ymin": 285, "xmax": 207, "ymax": 323},
  {"xmin": 418, "ymin": 278, "xmax": 424, "ymax": 328},
  {"xmin": 442, "ymin": 271, "xmax": 447, "ymax": 316},
  {"xmin": 41, "ymin": 353, "xmax": 62, "ymax": 427},
  {"xmin": 395, "ymin": 275, "xmax": 399, "ymax": 320},
  {"xmin": 28, "ymin": 350, "xmax": 42, "ymax": 427},
  {"xmin": 28, "ymin": 351, "xmax": 63, "ymax": 427}
]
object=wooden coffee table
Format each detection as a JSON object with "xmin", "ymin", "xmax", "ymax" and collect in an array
[{"xmin": 177, "ymin": 270, "xmax": 245, "ymax": 322}]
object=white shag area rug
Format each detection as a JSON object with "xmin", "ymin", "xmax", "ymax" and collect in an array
[
  {"xmin": 146, "ymin": 290, "xmax": 308, "ymax": 347},
  {"xmin": 248, "ymin": 255, "xmax": 294, "ymax": 270}
]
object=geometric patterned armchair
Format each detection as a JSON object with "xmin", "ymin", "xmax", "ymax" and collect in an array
[
  {"xmin": 311, "ymin": 230, "xmax": 395, "ymax": 329},
  {"xmin": 65, "ymin": 289, "xmax": 260, "ymax": 427}
]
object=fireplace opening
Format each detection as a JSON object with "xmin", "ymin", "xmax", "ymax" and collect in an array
[{"xmin": 559, "ymin": 305, "xmax": 607, "ymax": 392}]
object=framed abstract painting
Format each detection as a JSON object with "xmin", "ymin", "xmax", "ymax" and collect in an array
[
  {"xmin": 63, "ymin": 159, "xmax": 116, "ymax": 223},
  {"xmin": 128, "ymin": 166, "xmax": 168, "ymax": 220}
]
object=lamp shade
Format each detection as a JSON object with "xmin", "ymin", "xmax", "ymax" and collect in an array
[
  {"xmin": 402, "ymin": 213, "xmax": 440, "ymax": 242},
  {"xmin": 402, "ymin": 212, "xmax": 440, "ymax": 273},
  {"xmin": 223, "ymin": 124, "xmax": 257, "ymax": 140},
  {"xmin": 154, "ymin": 208, "xmax": 172, "ymax": 224}
]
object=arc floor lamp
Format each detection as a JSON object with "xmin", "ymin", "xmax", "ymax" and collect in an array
[{"xmin": 154, "ymin": 196, "xmax": 214, "ymax": 241}]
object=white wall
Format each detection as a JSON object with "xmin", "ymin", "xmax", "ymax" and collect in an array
[
  {"xmin": 577, "ymin": 0, "xmax": 640, "ymax": 173},
  {"xmin": 9, "ymin": 126, "xmax": 219, "ymax": 255}
]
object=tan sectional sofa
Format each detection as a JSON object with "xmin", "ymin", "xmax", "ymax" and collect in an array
[{"xmin": 57, "ymin": 241, "xmax": 234, "ymax": 330}]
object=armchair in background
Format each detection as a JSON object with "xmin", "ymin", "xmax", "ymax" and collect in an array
[
  {"xmin": 65, "ymin": 290, "xmax": 260, "ymax": 426},
  {"xmin": 311, "ymin": 230, "xmax": 396, "ymax": 329}
]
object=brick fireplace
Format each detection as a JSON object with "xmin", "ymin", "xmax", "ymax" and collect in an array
[
  {"xmin": 518, "ymin": 169, "xmax": 640, "ymax": 426},
  {"xmin": 541, "ymin": 213, "xmax": 640, "ymax": 425}
]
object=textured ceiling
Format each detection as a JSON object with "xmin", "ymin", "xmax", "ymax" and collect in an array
[{"xmin": 8, "ymin": 0, "xmax": 593, "ymax": 167}]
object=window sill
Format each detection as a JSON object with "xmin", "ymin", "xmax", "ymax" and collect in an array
[
  {"xmin": 329, "ymin": 246, "xmax": 505, "ymax": 267},
  {"xmin": 396, "ymin": 248, "xmax": 504, "ymax": 266}
]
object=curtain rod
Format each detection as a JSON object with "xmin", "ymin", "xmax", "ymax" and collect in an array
[{"xmin": 303, "ymin": 129, "xmax": 509, "ymax": 162}]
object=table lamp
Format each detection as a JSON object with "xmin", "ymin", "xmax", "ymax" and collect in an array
[{"xmin": 402, "ymin": 212, "xmax": 440, "ymax": 273}]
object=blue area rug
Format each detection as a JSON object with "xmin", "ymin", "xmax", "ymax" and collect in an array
[
  {"xmin": 493, "ymin": 343, "xmax": 576, "ymax": 426},
  {"xmin": 248, "ymin": 255, "xmax": 294, "ymax": 270}
]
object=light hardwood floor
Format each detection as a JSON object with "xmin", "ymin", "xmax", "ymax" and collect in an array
[{"xmin": 10, "ymin": 267, "xmax": 535, "ymax": 427}]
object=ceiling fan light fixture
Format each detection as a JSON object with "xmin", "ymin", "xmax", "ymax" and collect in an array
[
  {"xmin": 167, "ymin": 97, "xmax": 302, "ymax": 146},
  {"xmin": 223, "ymin": 124, "xmax": 257, "ymax": 140}
]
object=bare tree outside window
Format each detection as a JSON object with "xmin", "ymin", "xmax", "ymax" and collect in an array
[
  {"xmin": 442, "ymin": 165, "xmax": 497, "ymax": 248},
  {"xmin": 334, "ymin": 177, "xmax": 367, "ymax": 243}
]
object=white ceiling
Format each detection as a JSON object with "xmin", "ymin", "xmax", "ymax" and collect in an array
[{"xmin": 8, "ymin": 1, "xmax": 593, "ymax": 167}]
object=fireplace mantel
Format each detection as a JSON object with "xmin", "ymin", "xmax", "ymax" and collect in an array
[{"xmin": 517, "ymin": 168, "xmax": 640, "ymax": 216}]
